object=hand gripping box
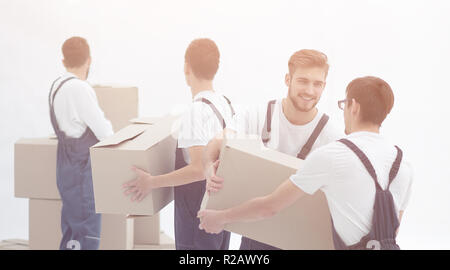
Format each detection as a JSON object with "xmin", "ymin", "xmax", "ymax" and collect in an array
[
  {"xmin": 201, "ymin": 135, "xmax": 334, "ymax": 250},
  {"xmin": 90, "ymin": 114, "xmax": 179, "ymax": 215}
]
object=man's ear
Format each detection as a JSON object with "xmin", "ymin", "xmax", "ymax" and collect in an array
[
  {"xmin": 184, "ymin": 62, "xmax": 190, "ymax": 76},
  {"xmin": 62, "ymin": 59, "xmax": 67, "ymax": 69},
  {"xmin": 285, "ymin": 73, "xmax": 291, "ymax": 87},
  {"xmin": 351, "ymin": 98, "xmax": 360, "ymax": 116}
]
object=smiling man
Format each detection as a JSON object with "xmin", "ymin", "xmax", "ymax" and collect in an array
[{"xmin": 201, "ymin": 49, "xmax": 344, "ymax": 250}]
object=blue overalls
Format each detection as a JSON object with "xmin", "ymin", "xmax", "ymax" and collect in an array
[
  {"xmin": 174, "ymin": 96, "xmax": 234, "ymax": 250},
  {"xmin": 49, "ymin": 77, "xmax": 102, "ymax": 250},
  {"xmin": 332, "ymin": 138, "xmax": 403, "ymax": 250},
  {"xmin": 240, "ymin": 100, "xmax": 330, "ymax": 250}
]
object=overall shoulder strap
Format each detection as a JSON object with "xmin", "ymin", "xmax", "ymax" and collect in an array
[
  {"xmin": 222, "ymin": 95, "xmax": 235, "ymax": 116},
  {"xmin": 388, "ymin": 146, "xmax": 403, "ymax": 187},
  {"xmin": 261, "ymin": 99, "xmax": 277, "ymax": 145},
  {"xmin": 48, "ymin": 76, "xmax": 77, "ymax": 134},
  {"xmin": 297, "ymin": 113, "xmax": 330, "ymax": 160},
  {"xmin": 48, "ymin": 77, "xmax": 61, "ymax": 108},
  {"xmin": 338, "ymin": 138, "xmax": 382, "ymax": 191},
  {"xmin": 196, "ymin": 97, "xmax": 227, "ymax": 129},
  {"xmin": 49, "ymin": 76, "xmax": 77, "ymax": 107}
]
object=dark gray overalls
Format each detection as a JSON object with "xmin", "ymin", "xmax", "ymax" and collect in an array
[
  {"xmin": 49, "ymin": 77, "xmax": 102, "ymax": 250},
  {"xmin": 240, "ymin": 100, "xmax": 330, "ymax": 250},
  {"xmin": 174, "ymin": 96, "xmax": 234, "ymax": 250},
  {"xmin": 332, "ymin": 138, "xmax": 403, "ymax": 250}
]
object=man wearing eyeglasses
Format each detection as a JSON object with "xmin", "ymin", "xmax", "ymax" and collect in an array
[
  {"xmin": 198, "ymin": 76, "xmax": 413, "ymax": 250},
  {"xmin": 200, "ymin": 49, "xmax": 344, "ymax": 250}
]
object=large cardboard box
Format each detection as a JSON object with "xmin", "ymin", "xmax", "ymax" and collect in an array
[
  {"xmin": 14, "ymin": 137, "xmax": 59, "ymax": 199},
  {"xmin": 201, "ymin": 136, "xmax": 334, "ymax": 250},
  {"xmin": 133, "ymin": 232, "xmax": 175, "ymax": 250},
  {"xmin": 29, "ymin": 199, "xmax": 135, "ymax": 250},
  {"xmin": 14, "ymin": 86, "xmax": 139, "ymax": 199},
  {"xmin": 90, "ymin": 114, "xmax": 179, "ymax": 215},
  {"xmin": 92, "ymin": 85, "xmax": 138, "ymax": 132},
  {"xmin": 134, "ymin": 214, "xmax": 161, "ymax": 245}
]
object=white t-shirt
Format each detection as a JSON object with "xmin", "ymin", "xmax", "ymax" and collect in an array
[
  {"xmin": 232, "ymin": 99, "xmax": 344, "ymax": 156},
  {"xmin": 178, "ymin": 90, "xmax": 235, "ymax": 164},
  {"xmin": 290, "ymin": 131, "xmax": 414, "ymax": 246},
  {"xmin": 50, "ymin": 72, "xmax": 114, "ymax": 140}
]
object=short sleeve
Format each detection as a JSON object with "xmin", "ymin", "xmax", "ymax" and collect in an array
[
  {"xmin": 289, "ymin": 145, "xmax": 335, "ymax": 195},
  {"xmin": 400, "ymin": 163, "xmax": 414, "ymax": 211},
  {"xmin": 177, "ymin": 102, "xmax": 210, "ymax": 148}
]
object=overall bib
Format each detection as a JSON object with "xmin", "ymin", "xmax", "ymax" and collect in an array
[
  {"xmin": 49, "ymin": 77, "xmax": 102, "ymax": 250},
  {"xmin": 174, "ymin": 96, "xmax": 234, "ymax": 250},
  {"xmin": 240, "ymin": 99, "xmax": 329, "ymax": 250},
  {"xmin": 332, "ymin": 138, "xmax": 402, "ymax": 250}
]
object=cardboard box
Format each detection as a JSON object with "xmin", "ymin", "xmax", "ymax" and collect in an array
[
  {"xmin": 14, "ymin": 137, "xmax": 59, "ymax": 199},
  {"xmin": 90, "ymin": 114, "xmax": 179, "ymax": 215},
  {"xmin": 133, "ymin": 232, "xmax": 175, "ymax": 250},
  {"xmin": 99, "ymin": 214, "xmax": 134, "ymax": 250},
  {"xmin": 0, "ymin": 240, "xmax": 30, "ymax": 250},
  {"xmin": 92, "ymin": 85, "xmax": 138, "ymax": 132},
  {"xmin": 133, "ymin": 214, "xmax": 161, "ymax": 245},
  {"xmin": 28, "ymin": 199, "xmax": 135, "ymax": 250},
  {"xmin": 14, "ymin": 86, "xmax": 139, "ymax": 199},
  {"xmin": 201, "ymin": 136, "xmax": 334, "ymax": 250}
]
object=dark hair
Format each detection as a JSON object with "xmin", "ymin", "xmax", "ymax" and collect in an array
[
  {"xmin": 185, "ymin": 38, "xmax": 220, "ymax": 80},
  {"xmin": 62, "ymin": 36, "xmax": 90, "ymax": 68},
  {"xmin": 346, "ymin": 76, "xmax": 394, "ymax": 126}
]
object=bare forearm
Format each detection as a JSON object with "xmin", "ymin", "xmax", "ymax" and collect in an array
[
  {"xmin": 203, "ymin": 135, "xmax": 223, "ymax": 169},
  {"xmin": 222, "ymin": 196, "xmax": 276, "ymax": 224},
  {"xmin": 152, "ymin": 163, "xmax": 205, "ymax": 188}
]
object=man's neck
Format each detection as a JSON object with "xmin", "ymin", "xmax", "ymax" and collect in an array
[
  {"xmin": 66, "ymin": 68, "xmax": 86, "ymax": 81},
  {"xmin": 350, "ymin": 123, "xmax": 380, "ymax": 134},
  {"xmin": 282, "ymin": 98, "xmax": 318, "ymax": 126},
  {"xmin": 191, "ymin": 80, "xmax": 214, "ymax": 99}
]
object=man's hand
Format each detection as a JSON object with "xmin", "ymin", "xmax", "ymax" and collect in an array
[
  {"xmin": 205, "ymin": 160, "xmax": 224, "ymax": 194},
  {"xmin": 122, "ymin": 166, "xmax": 155, "ymax": 202},
  {"xmin": 197, "ymin": 209, "xmax": 226, "ymax": 234}
]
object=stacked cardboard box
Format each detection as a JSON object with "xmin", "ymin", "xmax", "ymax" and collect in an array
[
  {"xmin": 201, "ymin": 135, "xmax": 334, "ymax": 250},
  {"xmin": 28, "ymin": 199, "xmax": 170, "ymax": 250},
  {"xmin": 0, "ymin": 233, "xmax": 175, "ymax": 250},
  {"xmin": 14, "ymin": 85, "xmax": 174, "ymax": 249}
]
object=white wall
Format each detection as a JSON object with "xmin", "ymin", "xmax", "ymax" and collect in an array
[{"xmin": 1, "ymin": 0, "xmax": 449, "ymax": 249}]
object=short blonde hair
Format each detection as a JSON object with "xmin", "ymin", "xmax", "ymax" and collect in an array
[{"xmin": 288, "ymin": 49, "xmax": 329, "ymax": 78}]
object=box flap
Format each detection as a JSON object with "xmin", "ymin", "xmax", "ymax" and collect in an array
[
  {"xmin": 93, "ymin": 124, "xmax": 150, "ymax": 148},
  {"xmin": 130, "ymin": 114, "xmax": 180, "ymax": 150},
  {"xmin": 129, "ymin": 117, "xmax": 161, "ymax": 124},
  {"xmin": 225, "ymin": 134, "xmax": 304, "ymax": 170}
]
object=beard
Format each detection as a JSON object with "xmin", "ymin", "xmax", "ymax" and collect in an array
[{"xmin": 287, "ymin": 85, "xmax": 319, "ymax": 113}]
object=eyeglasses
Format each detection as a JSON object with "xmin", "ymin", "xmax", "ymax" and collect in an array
[{"xmin": 338, "ymin": 99, "xmax": 348, "ymax": 110}]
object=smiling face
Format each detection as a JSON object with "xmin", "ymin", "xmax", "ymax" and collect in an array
[{"xmin": 285, "ymin": 66, "xmax": 327, "ymax": 112}]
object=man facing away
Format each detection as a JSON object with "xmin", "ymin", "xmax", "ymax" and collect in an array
[
  {"xmin": 123, "ymin": 38, "xmax": 234, "ymax": 250},
  {"xmin": 49, "ymin": 36, "xmax": 113, "ymax": 250}
]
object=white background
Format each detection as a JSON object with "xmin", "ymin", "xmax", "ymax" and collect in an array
[{"xmin": 1, "ymin": 0, "xmax": 449, "ymax": 249}]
